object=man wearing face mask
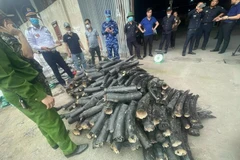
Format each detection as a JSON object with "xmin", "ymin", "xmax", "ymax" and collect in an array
[
  {"xmin": 24, "ymin": 7, "xmax": 74, "ymax": 87},
  {"xmin": 182, "ymin": 2, "xmax": 205, "ymax": 56},
  {"xmin": 0, "ymin": 10, "xmax": 88, "ymax": 158},
  {"xmin": 101, "ymin": 10, "xmax": 120, "ymax": 60},
  {"xmin": 63, "ymin": 22, "xmax": 87, "ymax": 70},
  {"xmin": 85, "ymin": 19, "xmax": 103, "ymax": 65},
  {"xmin": 124, "ymin": 12, "xmax": 142, "ymax": 59},
  {"xmin": 158, "ymin": 7, "xmax": 175, "ymax": 54},
  {"xmin": 194, "ymin": 0, "xmax": 226, "ymax": 50}
]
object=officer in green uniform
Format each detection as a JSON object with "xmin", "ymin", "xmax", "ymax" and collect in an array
[{"xmin": 0, "ymin": 10, "xmax": 88, "ymax": 158}]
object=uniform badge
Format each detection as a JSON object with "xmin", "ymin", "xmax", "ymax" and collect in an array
[
  {"xmin": 34, "ymin": 34, "xmax": 40, "ymax": 38},
  {"xmin": 193, "ymin": 15, "xmax": 196, "ymax": 18}
]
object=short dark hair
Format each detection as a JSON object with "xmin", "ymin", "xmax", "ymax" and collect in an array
[
  {"xmin": 84, "ymin": 19, "xmax": 91, "ymax": 23},
  {"xmin": 146, "ymin": 8, "xmax": 152, "ymax": 12}
]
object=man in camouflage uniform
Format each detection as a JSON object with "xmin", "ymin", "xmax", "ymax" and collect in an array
[
  {"xmin": 0, "ymin": 10, "xmax": 88, "ymax": 158},
  {"xmin": 101, "ymin": 10, "xmax": 120, "ymax": 60}
]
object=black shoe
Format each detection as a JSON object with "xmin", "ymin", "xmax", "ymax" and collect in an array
[
  {"xmin": 65, "ymin": 144, "xmax": 88, "ymax": 158},
  {"xmin": 164, "ymin": 51, "xmax": 167, "ymax": 54},
  {"xmin": 182, "ymin": 53, "xmax": 186, "ymax": 56},
  {"xmin": 149, "ymin": 54, "xmax": 153, "ymax": 57},
  {"xmin": 143, "ymin": 55, "xmax": 147, "ymax": 58},
  {"xmin": 201, "ymin": 47, "xmax": 206, "ymax": 50},
  {"xmin": 138, "ymin": 57, "xmax": 143, "ymax": 60},
  {"xmin": 188, "ymin": 52, "xmax": 196, "ymax": 55},
  {"xmin": 210, "ymin": 49, "xmax": 219, "ymax": 52},
  {"xmin": 52, "ymin": 145, "xmax": 59, "ymax": 150},
  {"xmin": 218, "ymin": 51, "xmax": 225, "ymax": 54},
  {"xmin": 193, "ymin": 47, "xmax": 198, "ymax": 50}
]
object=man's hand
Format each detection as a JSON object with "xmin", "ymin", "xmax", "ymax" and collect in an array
[
  {"xmin": 68, "ymin": 53, "xmax": 72, "ymax": 58},
  {"xmin": 105, "ymin": 28, "xmax": 110, "ymax": 32},
  {"xmin": 0, "ymin": 21, "xmax": 22, "ymax": 36},
  {"xmin": 141, "ymin": 29, "xmax": 146, "ymax": 33},
  {"xmin": 99, "ymin": 46, "xmax": 103, "ymax": 50},
  {"xmin": 41, "ymin": 47, "xmax": 50, "ymax": 51},
  {"xmin": 109, "ymin": 29, "xmax": 113, "ymax": 33},
  {"xmin": 41, "ymin": 95, "xmax": 55, "ymax": 109},
  {"xmin": 56, "ymin": 40, "xmax": 62, "ymax": 46},
  {"xmin": 213, "ymin": 16, "xmax": 219, "ymax": 21}
]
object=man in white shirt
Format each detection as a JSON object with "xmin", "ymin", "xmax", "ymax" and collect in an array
[{"xmin": 25, "ymin": 7, "xmax": 74, "ymax": 87}]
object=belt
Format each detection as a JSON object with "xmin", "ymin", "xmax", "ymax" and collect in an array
[
  {"xmin": 223, "ymin": 21, "xmax": 235, "ymax": 24},
  {"xmin": 202, "ymin": 22, "xmax": 213, "ymax": 25},
  {"xmin": 188, "ymin": 28, "xmax": 197, "ymax": 31},
  {"xmin": 41, "ymin": 49, "xmax": 56, "ymax": 53}
]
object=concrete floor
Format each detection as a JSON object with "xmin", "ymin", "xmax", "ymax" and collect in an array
[{"xmin": 1, "ymin": 28, "xmax": 240, "ymax": 160}]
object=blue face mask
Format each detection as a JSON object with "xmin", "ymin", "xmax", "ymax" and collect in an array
[
  {"xmin": 128, "ymin": 16, "xmax": 134, "ymax": 22},
  {"xmin": 29, "ymin": 18, "xmax": 39, "ymax": 26},
  {"xmin": 106, "ymin": 17, "xmax": 111, "ymax": 22}
]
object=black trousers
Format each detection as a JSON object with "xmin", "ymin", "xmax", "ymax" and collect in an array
[
  {"xmin": 42, "ymin": 51, "xmax": 73, "ymax": 85},
  {"xmin": 89, "ymin": 46, "xmax": 102, "ymax": 65},
  {"xmin": 127, "ymin": 39, "xmax": 141, "ymax": 58},
  {"xmin": 143, "ymin": 35, "xmax": 153, "ymax": 56},
  {"xmin": 171, "ymin": 31, "xmax": 177, "ymax": 47},
  {"xmin": 159, "ymin": 32, "xmax": 171, "ymax": 51},
  {"xmin": 182, "ymin": 29, "xmax": 197, "ymax": 55},
  {"xmin": 214, "ymin": 22, "xmax": 235, "ymax": 52},
  {"xmin": 194, "ymin": 23, "xmax": 213, "ymax": 49}
]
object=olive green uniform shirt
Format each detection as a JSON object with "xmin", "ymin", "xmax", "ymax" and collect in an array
[{"xmin": 0, "ymin": 37, "xmax": 46, "ymax": 102}]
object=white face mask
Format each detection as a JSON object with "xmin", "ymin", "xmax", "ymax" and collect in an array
[
  {"xmin": 86, "ymin": 24, "xmax": 90, "ymax": 29},
  {"xmin": 67, "ymin": 31, "xmax": 71, "ymax": 34},
  {"xmin": 167, "ymin": 14, "xmax": 171, "ymax": 17}
]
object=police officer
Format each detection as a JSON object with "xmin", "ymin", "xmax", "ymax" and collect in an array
[
  {"xmin": 194, "ymin": 0, "xmax": 226, "ymax": 50},
  {"xmin": 124, "ymin": 12, "xmax": 142, "ymax": 59},
  {"xmin": 158, "ymin": 7, "xmax": 175, "ymax": 54},
  {"xmin": 211, "ymin": 0, "xmax": 240, "ymax": 54},
  {"xmin": 102, "ymin": 10, "xmax": 120, "ymax": 60},
  {"xmin": 0, "ymin": 10, "xmax": 88, "ymax": 158},
  {"xmin": 182, "ymin": 2, "xmax": 204, "ymax": 56},
  {"xmin": 24, "ymin": 7, "xmax": 74, "ymax": 87}
]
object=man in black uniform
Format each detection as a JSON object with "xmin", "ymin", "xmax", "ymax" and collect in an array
[
  {"xmin": 211, "ymin": 0, "xmax": 240, "ymax": 54},
  {"xmin": 182, "ymin": 2, "xmax": 204, "ymax": 56},
  {"xmin": 194, "ymin": 0, "xmax": 226, "ymax": 50},
  {"xmin": 158, "ymin": 7, "xmax": 175, "ymax": 54},
  {"xmin": 124, "ymin": 12, "xmax": 142, "ymax": 59}
]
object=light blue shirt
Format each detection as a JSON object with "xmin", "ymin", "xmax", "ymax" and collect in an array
[{"xmin": 25, "ymin": 25, "xmax": 55, "ymax": 51}]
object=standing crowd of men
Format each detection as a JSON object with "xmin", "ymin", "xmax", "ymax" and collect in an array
[{"xmin": 0, "ymin": 0, "xmax": 239, "ymax": 158}]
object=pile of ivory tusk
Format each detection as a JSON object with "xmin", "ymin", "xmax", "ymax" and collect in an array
[{"xmin": 58, "ymin": 56, "xmax": 216, "ymax": 160}]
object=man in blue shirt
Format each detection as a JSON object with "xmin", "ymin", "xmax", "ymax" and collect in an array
[
  {"xmin": 63, "ymin": 22, "xmax": 87, "ymax": 70},
  {"xmin": 158, "ymin": 7, "xmax": 175, "ymax": 54},
  {"xmin": 211, "ymin": 0, "xmax": 240, "ymax": 54},
  {"xmin": 182, "ymin": 2, "xmax": 204, "ymax": 56},
  {"xmin": 138, "ymin": 8, "xmax": 159, "ymax": 58},
  {"xmin": 194, "ymin": 0, "xmax": 226, "ymax": 50},
  {"xmin": 101, "ymin": 10, "xmax": 120, "ymax": 60}
]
